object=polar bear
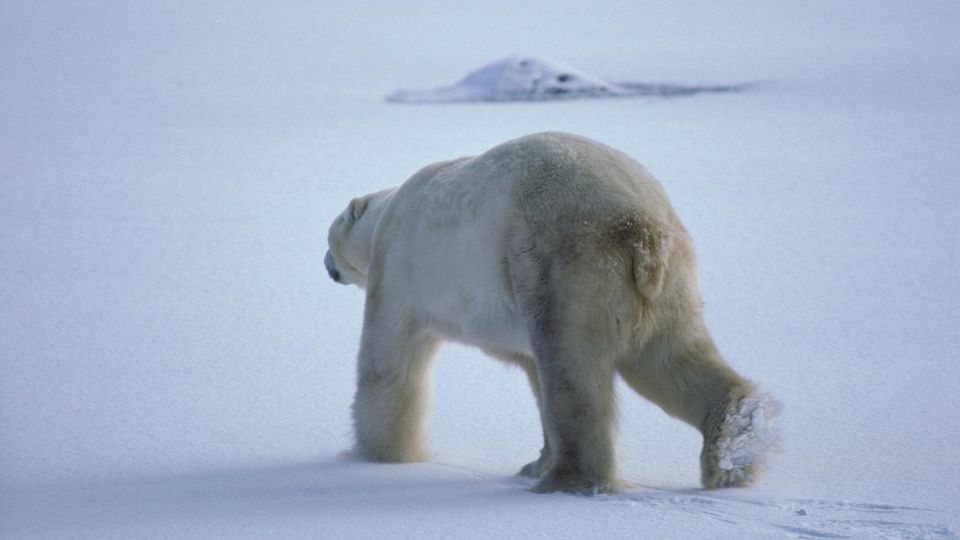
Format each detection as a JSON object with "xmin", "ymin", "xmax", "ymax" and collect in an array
[{"xmin": 325, "ymin": 132, "xmax": 777, "ymax": 493}]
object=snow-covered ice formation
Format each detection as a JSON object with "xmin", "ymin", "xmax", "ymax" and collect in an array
[{"xmin": 386, "ymin": 56, "xmax": 748, "ymax": 103}]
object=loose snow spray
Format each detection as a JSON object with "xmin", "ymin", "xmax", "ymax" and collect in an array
[{"xmin": 386, "ymin": 56, "xmax": 750, "ymax": 103}]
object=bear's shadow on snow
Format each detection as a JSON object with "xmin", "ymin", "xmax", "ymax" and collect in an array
[
  {"xmin": 7, "ymin": 458, "xmax": 529, "ymax": 533},
  {"xmin": 9, "ymin": 458, "xmax": 951, "ymax": 540},
  {"xmin": 7, "ymin": 457, "xmax": 745, "ymax": 523}
]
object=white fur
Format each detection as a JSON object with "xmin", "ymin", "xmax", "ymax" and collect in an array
[{"xmin": 325, "ymin": 132, "xmax": 777, "ymax": 493}]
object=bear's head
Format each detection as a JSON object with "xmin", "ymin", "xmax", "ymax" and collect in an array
[{"xmin": 325, "ymin": 188, "xmax": 395, "ymax": 289}]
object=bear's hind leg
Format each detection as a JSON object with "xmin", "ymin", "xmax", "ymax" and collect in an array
[
  {"xmin": 507, "ymin": 234, "xmax": 625, "ymax": 493},
  {"xmin": 351, "ymin": 302, "xmax": 441, "ymax": 463},
  {"xmin": 617, "ymin": 333, "xmax": 777, "ymax": 488},
  {"xmin": 530, "ymin": 351, "xmax": 620, "ymax": 494},
  {"xmin": 520, "ymin": 292, "xmax": 623, "ymax": 495}
]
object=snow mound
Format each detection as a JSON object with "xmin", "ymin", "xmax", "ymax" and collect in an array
[{"xmin": 386, "ymin": 56, "xmax": 749, "ymax": 103}]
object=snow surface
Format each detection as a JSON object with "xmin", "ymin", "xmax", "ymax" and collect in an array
[{"xmin": 2, "ymin": 1, "xmax": 960, "ymax": 539}]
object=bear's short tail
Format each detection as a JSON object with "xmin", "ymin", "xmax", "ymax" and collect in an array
[{"xmin": 630, "ymin": 224, "xmax": 671, "ymax": 301}]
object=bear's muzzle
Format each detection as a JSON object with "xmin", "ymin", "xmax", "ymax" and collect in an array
[{"xmin": 324, "ymin": 250, "xmax": 341, "ymax": 283}]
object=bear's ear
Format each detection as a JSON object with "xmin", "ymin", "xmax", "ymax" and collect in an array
[{"xmin": 347, "ymin": 197, "xmax": 369, "ymax": 223}]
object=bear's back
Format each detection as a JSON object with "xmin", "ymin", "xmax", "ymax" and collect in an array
[
  {"xmin": 478, "ymin": 132, "xmax": 673, "ymax": 222},
  {"xmin": 460, "ymin": 133, "xmax": 679, "ymax": 247}
]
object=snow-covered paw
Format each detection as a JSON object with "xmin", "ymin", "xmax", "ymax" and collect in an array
[{"xmin": 701, "ymin": 393, "xmax": 779, "ymax": 488}]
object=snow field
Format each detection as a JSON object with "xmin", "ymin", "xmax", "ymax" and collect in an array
[{"xmin": 2, "ymin": 1, "xmax": 959, "ymax": 538}]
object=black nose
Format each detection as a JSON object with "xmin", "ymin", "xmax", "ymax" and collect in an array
[{"xmin": 324, "ymin": 250, "xmax": 341, "ymax": 283}]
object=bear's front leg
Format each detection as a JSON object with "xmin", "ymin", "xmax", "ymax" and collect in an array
[
  {"xmin": 519, "ymin": 443, "xmax": 553, "ymax": 479},
  {"xmin": 511, "ymin": 355, "xmax": 554, "ymax": 479},
  {"xmin": 351, "ymin": 298, "xmax": 441, "ymax": 463}
]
